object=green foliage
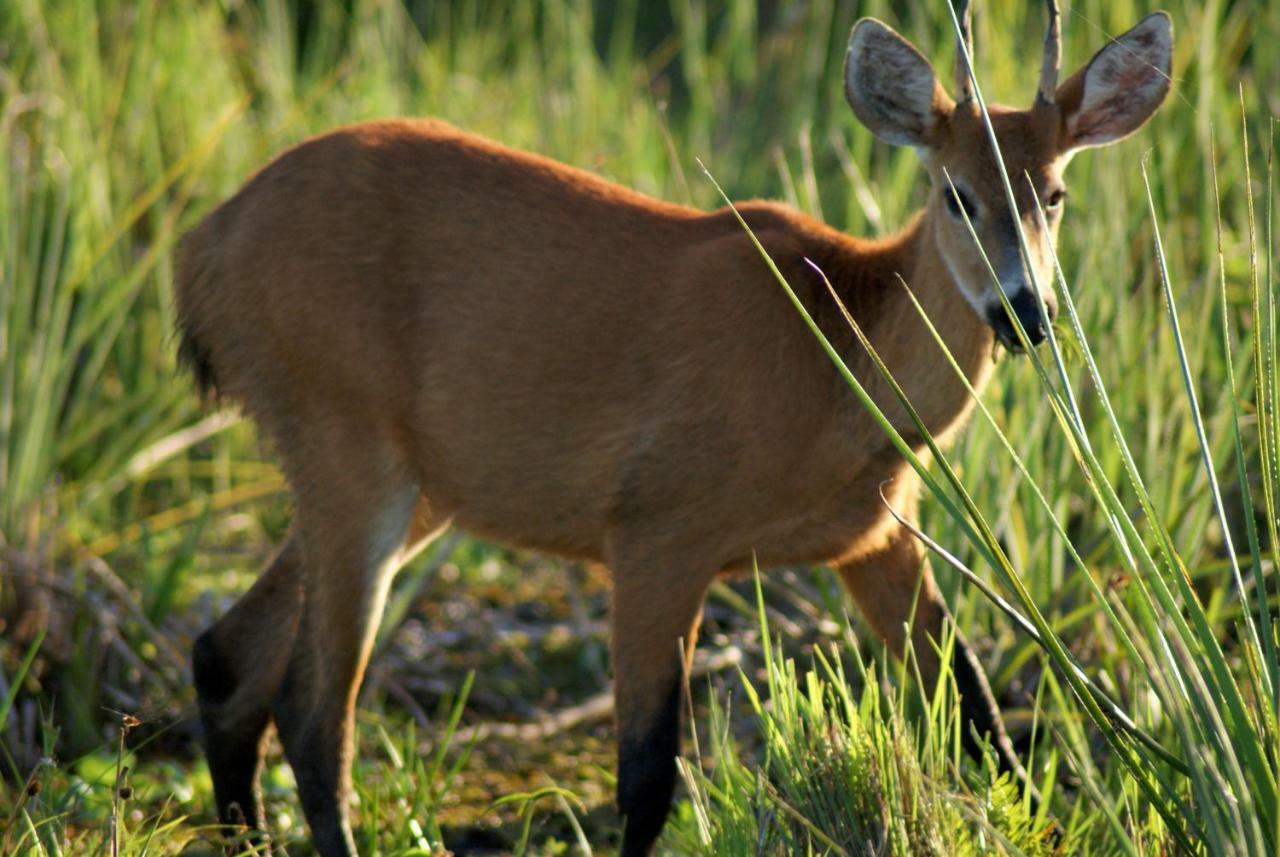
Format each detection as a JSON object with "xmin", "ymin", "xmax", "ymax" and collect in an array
[
  {"xmin": 1, "ymin": 0, "xmax": 1278, "ymax": 854},
  {"xmin": 672, "ymin": 599, "xmax": 1055, "ymax": 855}
]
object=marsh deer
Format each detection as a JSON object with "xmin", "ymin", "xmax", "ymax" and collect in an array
[{"xmin": 179, "ymin": 3, "xmax": 1173, "ymax": 854}]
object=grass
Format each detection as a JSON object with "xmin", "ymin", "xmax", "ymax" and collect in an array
[{"xmin": 2, "ymin": 0, "xmax": 1278, "ymax": 853}]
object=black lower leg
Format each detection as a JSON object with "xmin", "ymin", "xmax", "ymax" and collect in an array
[
  {"xmin": 950, "ymin": 632, "xmax": 1042, "ymax": 801},
  {"xmin": 952, "ymin": 634, "xmax": 1064, "ymax": 841},
  {"xmin": 617, "ymin": 677, "xmax": 683, "ymax": 857},
  {"xmin": 271, "ymin": 650, "xmax": 358, "ymax": 857},
  {"xmin": 193, "ymin": 630, "xmax": 271, "ymax": 833}
]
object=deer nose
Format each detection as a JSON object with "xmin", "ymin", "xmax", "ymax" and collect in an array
[{"xmin": 988, "ymin": 288, "xmax": 1055, "ymax": 350}]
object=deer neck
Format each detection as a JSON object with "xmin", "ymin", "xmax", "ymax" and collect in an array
[{"xmin": 847, "ymin": 208, "xmax": 998, "ymax": 445}]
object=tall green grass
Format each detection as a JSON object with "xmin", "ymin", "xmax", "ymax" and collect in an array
[
  {"xmin": 1, "ymin": 0, "xmax": 1277, "ymax": 853},
  {"xmin": 674, "ymin": 2, "xmax": 1280, "ymax": 851}
]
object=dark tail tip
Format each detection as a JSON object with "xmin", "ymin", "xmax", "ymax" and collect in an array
[{"xmin": 176, "ymin": 319, "xmax": 220, "ymax": 403}]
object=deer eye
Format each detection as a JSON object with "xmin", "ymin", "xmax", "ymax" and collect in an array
[
  {"xmin": 1045, "ymin": 188, "xmax": 1067, "ymax": 210},
  {"xmin": 944, "ymin": 185, "xmax": 978, "ymax": 221}
]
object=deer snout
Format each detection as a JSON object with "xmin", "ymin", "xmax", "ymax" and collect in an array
[{"xmin": 988, "ymin": 288, "xmax": 1056, "ymax": 350}]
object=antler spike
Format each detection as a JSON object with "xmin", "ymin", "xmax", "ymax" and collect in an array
[
  {"xmin": 1036, "ymin": 0, "xmax": 1061, "ymax": 105},
  {"xmin": 955, "ymin": 0, "xmax": 975, "ymax": 104}
]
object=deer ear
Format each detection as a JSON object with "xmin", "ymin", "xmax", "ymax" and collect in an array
[
  {"xmin": 1057, "ymin": 12, "xmax": 1173, "ymax": 151},
  {"xmin": 845, "ymin": 18, "xmax": 954, "ymax": 148}
]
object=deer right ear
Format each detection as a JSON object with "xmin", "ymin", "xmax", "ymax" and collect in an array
[{"xmin": 845, "ymin": 19, "xmax": 954, "ymax": 149}]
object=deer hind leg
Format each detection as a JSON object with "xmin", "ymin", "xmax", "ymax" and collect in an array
[
  {"xmin": 607, "ymin": 546, "xmax": 712, "ymax": 857},
  {"xmin": 261, "ymin": 427, "xmax": 424, "ymax": 857},
  {"xmin": 194, "ymin": 533, "xmax": 304, "ymax": 834},
  {"xmin": 835, "ymin": 525, "xmax": 1026, "ymax": 782}
]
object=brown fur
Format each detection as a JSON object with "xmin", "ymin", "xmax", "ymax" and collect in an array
[{"xmin": 180, "ymin": 12, "xmax": 1172, "ymax": 856}]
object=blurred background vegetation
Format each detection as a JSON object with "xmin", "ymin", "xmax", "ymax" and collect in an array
[{"xmin": 1, "ymin": 0, "xmax": 1278, "ymax": 853}]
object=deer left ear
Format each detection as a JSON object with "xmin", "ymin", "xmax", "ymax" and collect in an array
[{"xmin": 1057, "ymin": 12, "xmax": 1173, "ymax": 151}]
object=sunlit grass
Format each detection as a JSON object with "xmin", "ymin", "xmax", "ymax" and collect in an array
[{"xmin": 2, "ymin": 0, "xmax": 1278, "ymax": 853}]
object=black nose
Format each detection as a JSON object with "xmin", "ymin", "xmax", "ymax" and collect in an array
[{"xmin": 988, "ymin": 289, "xmax": 1056, "ymax": 350}]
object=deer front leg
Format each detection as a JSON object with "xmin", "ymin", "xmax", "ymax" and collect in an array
[
  {"xmin": 835, "ymin": 525, "xmax": 1029, "ymax": 786},
  {"xmin": 608, "ymin": 550, "xmax": 711, "ymax": 857}
]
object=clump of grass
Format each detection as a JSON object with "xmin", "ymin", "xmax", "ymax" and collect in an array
[{"xmin": 670, "ymin": 579, "xmax": 1052, "ymax": 856}]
